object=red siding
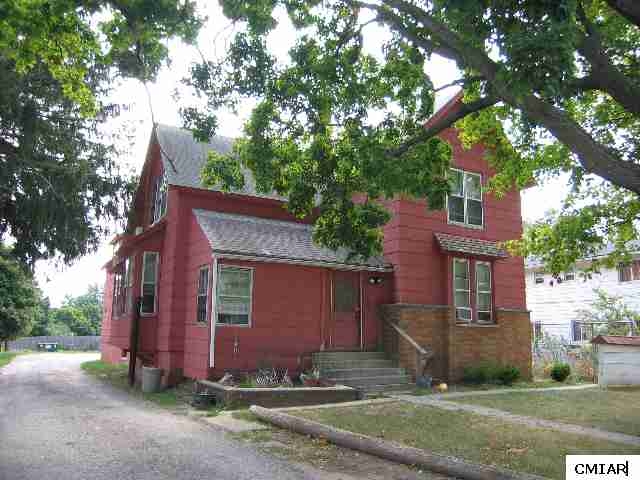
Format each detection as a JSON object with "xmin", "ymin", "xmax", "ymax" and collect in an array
[
  {"xmin": 101, "ymin": 118, "xmax": 526, "ymax": 381},
  {"xmin": 382, "ymin": 127, "xmax": 526, "ymax": 310}
]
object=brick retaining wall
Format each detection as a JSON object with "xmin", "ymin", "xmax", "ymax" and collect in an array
[{"xmin": 381, "ymin": 305, "xmax": 532, "ymax": 382}]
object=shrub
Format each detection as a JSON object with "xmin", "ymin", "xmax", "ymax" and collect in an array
[
  {"xmin": 463, "ymin": 364, "xmax": 490, "ymax": 384},
  {"xmin": 463, "ymin": 363, "xmax": 520, "ymax": 385},
  {"xmin": 550, "ymin": 362, "xmax": 571, "ymax": 382},
  {"xmin": 496, "ymin": 365, "xmax": 521, "ymax": 385}
]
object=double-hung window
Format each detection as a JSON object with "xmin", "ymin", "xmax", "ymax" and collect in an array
[
  {"xmin": 141, "ymin": 252, "xmax": 159, "ymax": 314},
  {"xmin": 196, "ymin": 265, "xmax": 210, "ymax": 323},
  {"xmin": 453, "ymin": 258, "xmax": 494, "ymax": 323},
  {"xmin": 216, "ymin": 266, "xmax": 253, "ymax": 326},
  {"xmin": 123, "ymin": 257, "xmax": 133, "ymax": 314},
  {"xmin": 476, "ymin": 262, "xmax": 492, "ymax": 323},
  {"xmin": 112, "ymin": 263, "xmax": 124, "ymax": 318},
  {"xmin": 453, "ymin": 259, "xmax": 472, "ymax": 322},
  {"xmin": 151, "ymin": 171, "xmax": 168, "ymax": 224},
  {"xmin": 448, "ymin": 168, "xmax": 483, "ymax": 227}
]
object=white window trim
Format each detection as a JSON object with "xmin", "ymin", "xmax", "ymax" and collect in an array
[
  {"xmin": 446, "ymin": 168, "xmax": 484, "ymax": 229},
  {"xmin": 196, "ymin": 265, "xmax": 210, "ymax": 324},
  {"xmin": 140, "ymin": 251, "xmax": 159, "ymax": 316},
  {"xmin": 534, "ymin": 271, "xmax": 545, "ymax": 284},
  {"xmin": 215, "ymin": 265, "xmax": 253, "ymax": 327},
  {"xmin": 475, "ymin": 261, "xmax": 492, "ymax": 323},
  {"xmin": 151, "ymin": 171, "xmax": 168, "ymax": 225},
  {"xmin": 453, "ymin": 258, "xmax": 472, "ymax": 322},
  {"xmin": 124, "ymin": 257, "xmax": 134, "ymax": 314}
]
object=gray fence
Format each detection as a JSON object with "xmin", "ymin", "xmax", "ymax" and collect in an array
[{"xmin": 7, "ymin": 336, "xmax": 101, "ymax": 352}]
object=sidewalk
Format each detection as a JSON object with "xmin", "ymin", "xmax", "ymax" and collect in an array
[{"xmin": 394, "ymin": 393, "xmax": 640, "ymax": 447}]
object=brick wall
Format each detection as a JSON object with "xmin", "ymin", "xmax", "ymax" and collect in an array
[{"xmin": 381, "ymin": 304, "xmax": 532, "ymax": 382}]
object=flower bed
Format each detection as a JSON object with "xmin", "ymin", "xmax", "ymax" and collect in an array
[{"xmin": 197, "ymin": 379, "xmax": 359, "ymax": 408}]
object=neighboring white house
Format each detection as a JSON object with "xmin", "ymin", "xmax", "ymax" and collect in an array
[{"xmin": 526, "ymin": 242, "xmax": 640, "ymax": 343}]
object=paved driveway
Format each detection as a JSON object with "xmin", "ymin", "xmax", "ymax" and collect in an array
[{"xmin": 0, "ymin": 353, "xmax": 350, "ymax": 480}]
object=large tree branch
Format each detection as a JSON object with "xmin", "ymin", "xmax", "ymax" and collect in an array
[
  {"xmin": 388, "ymin": 95, "xmax": 498, "ymax": 157},
  {"xmin": 605, "ymin": 0, "xmax": 640, "ymax": 27},
  {"xmin": 576, "ymin": 3, "xmax": 640, "ymax": 116},
  {"xmin": 376, "ymin": 0, "xmax": 640, "ymax": 196}
]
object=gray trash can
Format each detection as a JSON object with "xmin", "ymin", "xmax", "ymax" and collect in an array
[{"xmin": 142, "ymin": 366, "xmax": 163, "ymax": 393}]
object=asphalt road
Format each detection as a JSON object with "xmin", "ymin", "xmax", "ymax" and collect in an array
[{"xmin": 0, "ymin": 353, "xmax": 359, "ymax": 480}]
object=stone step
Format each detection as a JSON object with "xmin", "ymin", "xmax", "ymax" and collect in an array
[
  {"xmin": 312, "ymin": 351, "xmax": 387, "ymax": 361},
  {"xmin": 328, "ymin": 374, "xmax": 412, "ymax": 389},
  {"xmin": 322, "ymin": 367, "xmax": 406, "ymax": 379},
  {"xmin": 314, "ymin": 359, "xmax": 396, "ymax": 370}
]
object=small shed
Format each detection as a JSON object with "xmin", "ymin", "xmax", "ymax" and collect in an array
[{"xmin": 591, "ymin": 335, "xmax": 640, "ymax": 387}]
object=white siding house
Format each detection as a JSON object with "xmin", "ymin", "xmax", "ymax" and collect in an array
[{"xmin": 526, "ymin": 245, "xmax": 640, "ymax": 343}]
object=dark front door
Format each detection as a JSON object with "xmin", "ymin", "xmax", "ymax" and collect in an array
[{"xmin": 332, "ymin": 271, "xmax": 361, "ymax": 349}]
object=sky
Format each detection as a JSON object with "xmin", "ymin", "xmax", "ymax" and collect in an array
[{"xmin": 34, "ymin": 2, "xmax": 568, "ymax": 306}]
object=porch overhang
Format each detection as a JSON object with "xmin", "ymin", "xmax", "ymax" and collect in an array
[
  {"xmin": 434, "ymin": 232, "xmax": 508, "ymax": 259},
  {"xmin": 194, "ymin": 209, "xmax": 392, "ymax": 272}
]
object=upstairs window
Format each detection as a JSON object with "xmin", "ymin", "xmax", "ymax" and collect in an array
[
  {"xmin": 448, "ymin": 168, "xmax": 483, "ymax": 228},
  {"xmin": 151, "ymin": 171, "xmax": 168, "ymax": 224},
  {"xmin": 196, "ymin": 265, "xmax": 210, "ymax": 323},
  {"xmin": 453, "ymin": 259, "xmax": 471, "ymax": 322},
  {"xmin": 563, "ymin": 269, "xmax": 575, "ymax": 282},
  {"xmin": 141, "ymin": 252, "xmax": 159, "ymax": 315},
  {"xmin": 534, "ymin": 271, "xmax": 545, "ymax": 284},
  {"xmin": 216, "ymin": 266, "xmax": 253, "ymax": 326}
]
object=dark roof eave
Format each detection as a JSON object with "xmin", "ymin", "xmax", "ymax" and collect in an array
[{"xmin": 213, "ymin": 251, "xmax": 393, "ymax": 272}]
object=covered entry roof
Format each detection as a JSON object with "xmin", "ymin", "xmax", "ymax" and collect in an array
[
  {"xmin": 194, "ymin": 209, "xmax": 392, "ymax": 272},
  {"xmin": 434, "ymin": 232, "xmax": 508, "ymax": 259}
]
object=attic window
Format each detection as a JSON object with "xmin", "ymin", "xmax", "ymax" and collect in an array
[
  {"xmin": 151, "ymin": 171, "xmax": 168, "ymax": 224},
  {"xmin": 447, "ymin": 168, "xmax": 483, "ymax": 228}
]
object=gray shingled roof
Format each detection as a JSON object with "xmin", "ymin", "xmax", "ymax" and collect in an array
[
  {"xmin": 194, "ymin": 209, "xmax": 391, "ymax": 271},
  {"xmin": 434, "ymin": 232, "xmax": 508, "ymax": 258},
  {"xmin": 154, "ymin": 124, "xmax": 285, "ymax": 200}
]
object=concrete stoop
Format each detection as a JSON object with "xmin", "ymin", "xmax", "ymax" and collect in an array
[{"xmin": 313, "ymin": 351, "xmax": 412, "ymax": 393}]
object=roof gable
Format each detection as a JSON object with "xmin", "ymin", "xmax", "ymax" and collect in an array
[{"xmin": 154, "ymin": 124, "xmax": 285, "ymax": 200}]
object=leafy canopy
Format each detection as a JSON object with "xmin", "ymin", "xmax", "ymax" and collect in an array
[
  {"xmin": 0, "ymin": 245, "xmax": 40, "ymax": 343},
  {"xmin": 187, "ymin": 0, "xmax": 640, "ymax": 271},
  {"xmin": 1, "ymin": 1, "xmax": 202, "ymax": 266}
]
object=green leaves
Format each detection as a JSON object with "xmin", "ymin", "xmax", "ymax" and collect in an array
[
  {"xmin": 0, "ymin": 245, "xmax": 40, "ymax": 342},
  {"xmin": 1, "ymin": 1, "xmax": 203, "ymax": 266},
  {"xmin": 190, "ymin": 0, "xmax": 640, "ymax": 268}
]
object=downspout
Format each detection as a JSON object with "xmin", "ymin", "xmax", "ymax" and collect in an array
[
  {"xmin": 209, "ymin": 256, "xmax": 218, "ymax": 368},
  {"xmin": 359, "ymin": 271, "xmax": 365, "ymax": 351}
]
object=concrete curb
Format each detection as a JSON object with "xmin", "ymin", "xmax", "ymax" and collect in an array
[{"xmin": 250, "ymin": 405, "xmax": 547, "ymax": 480}]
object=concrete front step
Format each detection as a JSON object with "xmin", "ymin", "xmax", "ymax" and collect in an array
[
  {"xmin": 322, "ymin": 367, "xmax": 407, "ymax": 379},
  {"xmin": 312, "ymin": 351, "xmax": 388, "ymax": 361},
  {"xmin": 328, "ymin": 375, "xmax": 412, "ymax": 389},
  {"xmin": 315, "ymin": 359, "xmax": 396, "ymax": 371}
]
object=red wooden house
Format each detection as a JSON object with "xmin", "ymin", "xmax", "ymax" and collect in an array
[{"xmin": 101, "ymin": 95, "xmax": 531, "ymax": 389}]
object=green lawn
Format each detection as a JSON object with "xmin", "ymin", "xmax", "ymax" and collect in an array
[
  {"xmin": 0, "ymin": 352, "xmax": 18, "ymax": 369},
  {"xmin": 291, "ymin": 401, "xmax": 640, "ymax": 479},
  {"xmin": 451, "ymin": 387, "xmax": 640, "ymax": 436},
  {"xmin": 411, "ymin": 377, "xmax": 588, "ymax": 395},
  {"xmin": 81, "ymin": 360, "xmax": 191, "ymax": 409}
]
